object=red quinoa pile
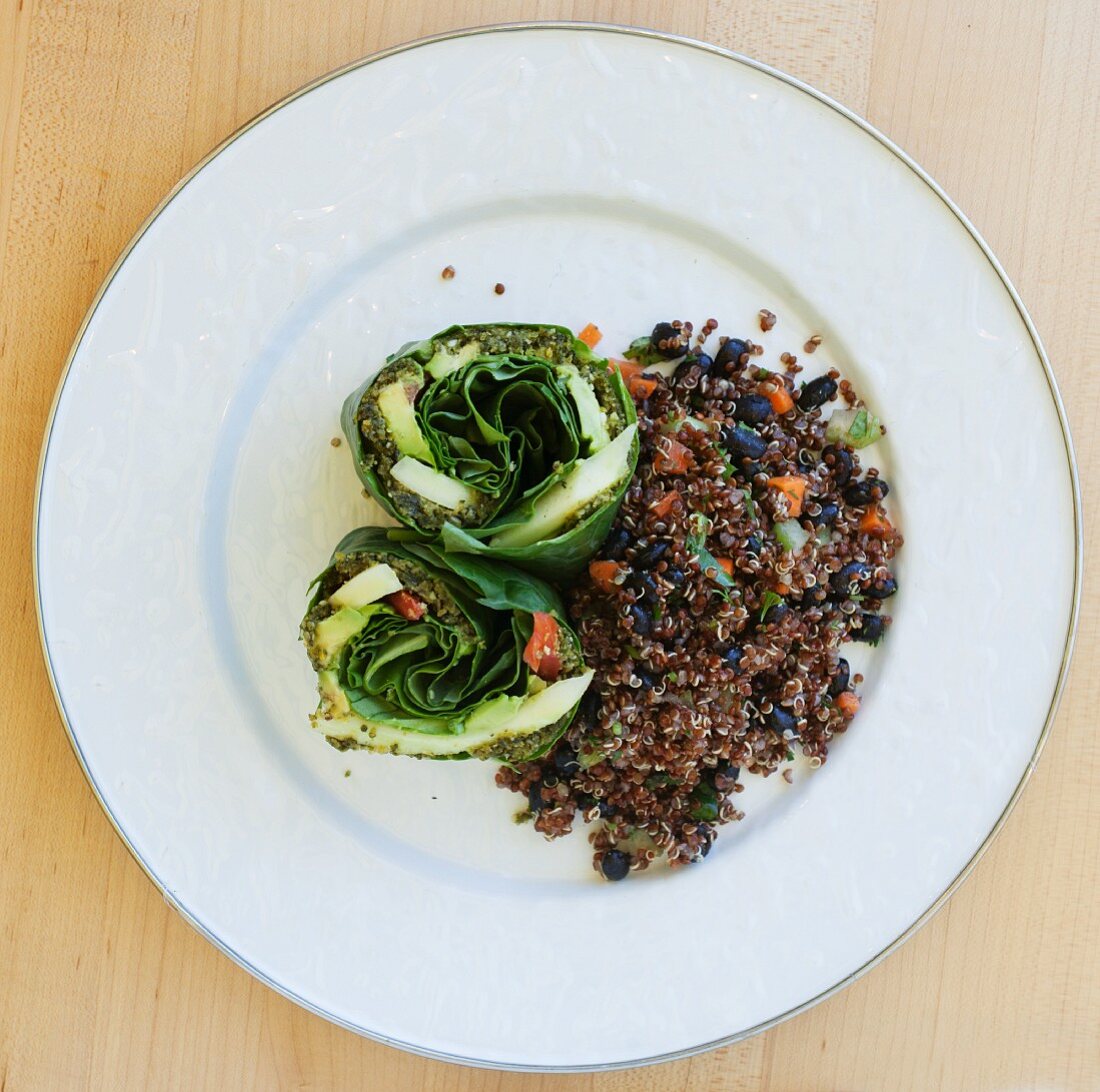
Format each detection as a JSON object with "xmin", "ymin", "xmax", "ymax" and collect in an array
[{"xmin": 496, "ymin": 318, "xmax": 903, "ymax": 881}]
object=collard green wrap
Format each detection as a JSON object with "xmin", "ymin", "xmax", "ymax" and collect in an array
[
  {"xmin": 301, "ymin": 528, "xmax": 593, "ymax": 760},
  {"xmin": 340, "ymin": 323, "xmax": 639, "ymax": 578}
]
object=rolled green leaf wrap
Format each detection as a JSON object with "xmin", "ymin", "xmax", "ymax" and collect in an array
[
  {"xmin": 341, "ymin": 323, "xmax": 639, "ymax": 578},
  {"xmin": 301, "ymin": 527, "xmax": 593, "ymax": 761}
]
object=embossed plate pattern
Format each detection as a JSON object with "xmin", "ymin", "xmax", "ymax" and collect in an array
[{"xmin": 35, "ymin": 24, "xmax": 1079, "ymax": 1071}]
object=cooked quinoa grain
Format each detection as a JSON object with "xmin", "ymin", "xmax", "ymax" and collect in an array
[{"xmin": 496, "ymin": 319, "xmax": 903, "ymax": 879}]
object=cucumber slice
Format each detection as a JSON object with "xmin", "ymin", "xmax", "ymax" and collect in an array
[
  {"xmin": 329, "ymin": 562, "xmax": 403, "ymax": 609},
  {"xmin": 390, "ymin": 457, "xmax": 479, "ymax": 511}
]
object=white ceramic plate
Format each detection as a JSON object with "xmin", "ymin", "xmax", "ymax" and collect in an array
[{"xmin": 36, "ymin": 24, "xmax": 1079, "ymax": 1071}]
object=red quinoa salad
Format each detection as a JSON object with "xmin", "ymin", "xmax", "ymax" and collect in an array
[{"xmin": 496, "ymin": 318, "xmax": 902, "ymax": 881}]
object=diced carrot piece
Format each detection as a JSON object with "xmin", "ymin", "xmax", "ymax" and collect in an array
[
  {"xmin": 652, "ymin": 492, "xmax": 678, "ymax": 519},
  {"xmin": 588, "ymin": 559, "xmax": 621, "ymax": 593},
  {"xmin": 578, "ymin": 323, "xmax": 603, "ymax": 348},
  {"xmin": 654, "ymin": 437, "xmax": 693, "ymax": 474},
  {"xmin": 613, "ymin": 358, "xmax": 646, "ymax": 382},
  {"xmin": 776, "ymin": 582, "xmax": 791, "ymax": 595},
  {"xmin": 628, "ymin": 375, "xmax": 659, "ymax": 400},
  {"xmin": 764, "ymin": 385, "xmax": 795, "ymax": 414},
  {"xmin": 717, "ymin": 558, "xmax": 734, "ymax": 576},
  {"xmin": 836, "ymin": 691, "xmax": 861, "ymax": 717},
  {"xmin": 859, "ymin": 509, "xmax": 893, "ymax": 537},
  {"xmin": 767, "ymin": 475, "xmax": 808, "ymax": 518}
]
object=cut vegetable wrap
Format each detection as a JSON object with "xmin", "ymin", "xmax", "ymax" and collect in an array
[
  {"xmin": 341, "ymin": 323, "xmax": 639, "ymax": 578},
  {"xmin": 301, "ymin": 527, "xmax": 593, "ymax": 760}
]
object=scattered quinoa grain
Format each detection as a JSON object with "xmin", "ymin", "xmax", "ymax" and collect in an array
[
  {"xmin": 441, "ymin": 264, "xmax": 456, "ymax": 280},
  {"xmin": 494, "ymin": 282, "xmax": 506, "ymax": 295},
  {"xmin": 759, "ymin": 308, "xmax": 777, "ymax": 332}
]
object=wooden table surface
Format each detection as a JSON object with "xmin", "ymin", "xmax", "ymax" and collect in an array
[{"xmin": 2, "ymin": 1, "xmax": 1098, "ymax": 1088}]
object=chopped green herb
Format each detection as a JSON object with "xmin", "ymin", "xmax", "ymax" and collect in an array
[
  {"xmin": 688, "ymin": 780, "xmax": 720, "ymax": 822},
  {"xmin": 578, "ymin": 746, "xmax": 605, "ymax": 769},
  {"xmin": 760, "ymin": 590, "xmax": 785, "ymax": 621},
  {"xmin": 786, "ymin": 749, "xmax": 795, "ymax": 762},
  {"xmin": 611, "ymin": 722, "xmax": 623, "ymax": 737},
  {"xmin": 742, "ymin": 488, "xmax": 757, "ymax": 519}
]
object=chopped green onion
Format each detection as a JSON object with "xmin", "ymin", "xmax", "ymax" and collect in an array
[
  {"xmin": 825, "ymin": 407, "xmax": 884, "ymax": 449},
  {"xmin": 775, "ymin": 518, "xmax": 810, "ymax": 552}
]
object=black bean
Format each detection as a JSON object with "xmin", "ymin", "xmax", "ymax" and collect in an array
[
  {"xmin": 597, "ymin": 799, "xmax": 615, "ymax": 818},
  {"xmin": 574, "ymin": 688, "xmax": 599, "ymax": 731},
  {"xmin": 823, "ymin": 445, "xmax": 854, "ymax": 487},
  {"xmin": 696, "ymin": 825, "xmax": 713, "ymax": 858},
  {"xmin": 634, "ymin": 667, "xmax": 657, "ymax": 690},
  {"xmin": 528, "ymin": 782, "xmax": 545, "ymax": 812},
  {"xmin": 601, "ymin": 850, "xmax": 631, "ymax": 881},
  {"xmin": 715, "ymin": 762, "xmax": 740, "ymax": 785},
  {"xmin": 798, "ymin": 375, "xmax": 838, "ymax": 410},
  {"xmin": 634, "ymin": 540, "xmax": 669, "ymax": 568},
  {"xmin": 811, "ymin": 501, "xmax": 839, "ymax": 527},
  {"xmin": 852, "ymin": 612, "xmax": 887, "ymax": 644},
  {"xmin": 687, "ymin": 351, "xmax": 714, "ymax": 376},
  {"xmin": 715, "ymin": 337, "xmax": 751, "ymax": 373},
  {"xmin": 763, "ymin": 601, "xmax": 790, "ymax": 623},
  {"xmin": 634, "ymin": 573, "xmax": 660, "ymax": 603},
  {"xmin": 722, "ymin": 425, "xmax": 768, "ymax": 461},
  {"xmin": 832, "ymin": 561, "xmax": 873, "ymax": 595},
  {"xmin": 733, "ymin": 393, "xmax": 773, "ymax": 426},
  {"xmin": 745, "ymin": 534, "xmax": 763, "ymax": 555},
  {"xmin": 865, "ymin": 575, "xmax": 898, "ymax": 599},
  {"xmin": 664, "ymin": 566, "xmax": 685, "ymax": 586},
  {"xmin": 650, "ymin": 322, "xmax": 685, "ymax": 359},
  {"xmin": 722, "ymin": 646, "xmax": 743, "ymax": 671},
  {"xmin": 843, "ymin": 478, "xmax": 890, "ymax": 507},
  {"xmin": 553, "ymin": 747, "xmax": 580, "ymax": 777},
  {"xmin": 768, "ymin": 705, "xmax": 798, "ymax": 736},
  {"xmin": 604, "ymin": 527, "xmax": 631, "ymax": 560},
  {"xmin": 829, "ymin": 658, "xmax": 850, "ymax": 696},
  {"xmin": 629, "ymin": 604, "xmax": 651, "ymax": 636},
  {"xmin": 735, "ymin": 459, "xmax": 765, "ymax": 481}
]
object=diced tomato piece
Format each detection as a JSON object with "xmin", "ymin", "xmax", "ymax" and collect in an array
[
  {"xmin": 654, "ymin": 437, "xmax": 693, "ymax": 474},
  {"xmin": 385, "ymin": 590, "xmax": 426, "ymax": 620},
  {"xmin": 767, "ymin": 475, "xmax": 808, "ymax": 518},
  {"xmin": 836, "ymin": 691, "xmax": 861, "ymax": 717},
  {"xmin": 588, "ymin": 559, "xmax": 621, "ymax": 593},
  {"xmin": 776, "ymin": 582, "xmax": 791, "ymax": 595},
  {"xmin": 523, "ymin": 611, "xmax": 561, "ymax": 681},
  {"xmin": 578, "ymin": 323, "xmax": 603, "ymax": 348},
  {"xmin": 717, "ymin": 558, "xmax": 734, "ymax": 576}
]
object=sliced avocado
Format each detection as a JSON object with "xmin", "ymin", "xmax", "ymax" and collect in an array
[
  {"xmin": 426, "ymin": 338, "xmax": 482, "ymax": 379},
  {"xmin": 489, "ymin": 424, "xmax": 637, "ymax": 549},
  {"xmin": 556, "ymin": 364, "xmax": 610, "ymax": 452},
  {"xmin": 329, "ymin": 562, "xmax": 403, "ymax": 609},
  {"xmin": 390, "ymin": 456, "xmax": 479, "ymax": 511},
  {"xmin": 314, "ymin": 670, "xmax": 594, "ymax": 757},
  {"xmin": 314, "ymin": 607, "xmax": 367, "ymax": 666},
  {"xmin": 376, "ymin": 381, "xmax": 431, "ymax": 462},
  {"xmin": 317, "ymin": 669, "xmax": 350, "ymax": 715}
]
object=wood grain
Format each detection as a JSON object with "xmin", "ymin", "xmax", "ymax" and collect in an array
[{"xmin": 1, "ymin": 1, "xmax": 1097, "ymax": 1088}]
